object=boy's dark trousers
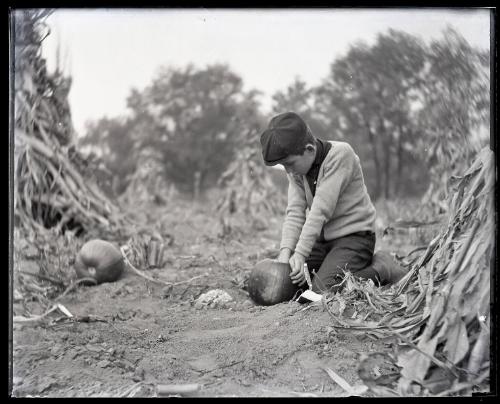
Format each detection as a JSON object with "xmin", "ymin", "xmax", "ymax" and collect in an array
[{"xmin": 305, "ymin": 231, "xmax": 379, "ymax": 293}]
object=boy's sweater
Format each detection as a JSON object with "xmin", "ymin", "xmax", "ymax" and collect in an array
[{"xmin": 280, "ymin": 141, "xmax": 376, "ymax": 258}]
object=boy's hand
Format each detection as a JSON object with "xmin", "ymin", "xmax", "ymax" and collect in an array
[
  {"xmin": 277, "ymin": 248, "xmax": 292, "ymax": 263},
  {"xmin": 289, "ymin": 253, "xmax": 307, "ymax": 286}
]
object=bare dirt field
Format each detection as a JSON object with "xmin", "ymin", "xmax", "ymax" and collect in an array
[{"xmin": 11, "ymin": 198, "xmax": 413, "ymax": 397}]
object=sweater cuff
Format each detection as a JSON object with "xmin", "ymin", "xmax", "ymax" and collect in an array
[
  {"xmin": 280, "ymin": 239, "xmax": 297, "ymax": 251},
  {"xmin": 294, "ymin": 242, "xmax": 313, "ymax": 259}
]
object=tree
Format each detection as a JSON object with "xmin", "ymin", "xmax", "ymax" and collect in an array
[
  {"xmin": 125, "ymin": 64, "xmax": 262, "ymax": 194},
  {"xmin": 79, "ymin": 117, "xmax": 137, "ymax": 195},
  {"xmin": 369, "ymin": 30, "xmax": 427, "ymax": 197},
  {"xmin": 271, "ymin": 77, "xmax": 331, "ymax": 141},
  {"xmin": 315, "ymin": 30, "xmax": 428, "ymax": 200},
  {"xmin": 413, "ymin": 27, "xmax": 490, "ymax": 211}
]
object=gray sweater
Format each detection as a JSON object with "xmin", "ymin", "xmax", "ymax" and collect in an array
[{"xmin": 280, "ymin": 141, "xmax": 376, "ymax": 258}]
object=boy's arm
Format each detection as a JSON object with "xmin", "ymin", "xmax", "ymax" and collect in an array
[
  {"xmin": 279, "ymin": 173, "xmax": 307, "ymax": 254},
  {"xmin": 293, "ymin": 145, "xmax": 354, "ymax": 259}
]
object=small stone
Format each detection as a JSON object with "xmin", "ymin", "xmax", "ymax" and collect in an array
[
  {"xmin": 97, "ymin": 360, "xmax": 110, "ymax": 368},
  {"xmin": 242, "ymin": 300, "xmax": 253, "ymax": 308},
  {"xmin": 157, "ymin": 334, "xmax": 167, "ymax": 342},
  {"xmin": 239, "ymin": 379, "xmax": 251, "ymax": 387},
  {"xmin": 132, "ymin": 367, "xmax": 145, "ymax": 382},
  {"xmin": 13, "ymin": 289, "xmax": 23, "ymax": 301},
  {"xmin": 161, "ymin": 286, "xmax": 173, "ymax": 298},
  {"xmin": 50, "ymin": 345, "xmax": 61, "ymax": 356},
  {"xmin": 24, "ymin": 245, "xmax": 39, "ymax": 258},
  {"xmin": 19, "ymin": 260, "xmax": 40, "ymax": 275}
]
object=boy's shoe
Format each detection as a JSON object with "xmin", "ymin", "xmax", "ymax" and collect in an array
[{"xmin": 371, "ymin": 250, "xmax": 407, "ymax": 286}]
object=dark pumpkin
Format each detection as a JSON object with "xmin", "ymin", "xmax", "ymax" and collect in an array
[
  {"xmin": 74, "ymin": 239, "xmax": 124, "ymax": 284},
  {"xmin": 247, "ymin": 258, "xmax": 298, "ymax": 306}
]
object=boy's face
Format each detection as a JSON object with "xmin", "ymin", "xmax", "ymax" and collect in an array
[{"xmin": 280, "ymin": 144, "xmax": 316, "ymax": 176}]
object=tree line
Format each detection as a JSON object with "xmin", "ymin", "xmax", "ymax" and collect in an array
[{"xmin": 80, "ymin": 27, "xmax": 490, "ymax": 203}]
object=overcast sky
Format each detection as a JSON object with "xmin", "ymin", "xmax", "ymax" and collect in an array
[{"xmin": 39, "ymin": 8, "xmax": 491, "ymax": 135}]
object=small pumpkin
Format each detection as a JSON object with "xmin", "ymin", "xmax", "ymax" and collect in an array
[
  {"xmin": 247, "ymin": 258, "xmax": 298, "ymax": 306},
  {"xmin": 74, "ymin": 239, "xmax": 125, "ymax": 284}
]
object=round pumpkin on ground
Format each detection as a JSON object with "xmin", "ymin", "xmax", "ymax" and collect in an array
[
  {"xmin": 247, "ymin": 258, "xmax": 298, "ymax": 306},
  {"xmin": 74, "ymin": 239, "xmax": 125, "ymax": 284}
]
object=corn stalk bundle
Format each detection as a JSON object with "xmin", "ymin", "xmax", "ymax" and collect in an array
[
  {"xmin": 324, "ymin": 147, "xmax": 494, "ymax": 396},
  {"xmin": 216, "ymin": 140, "xmax": 287, "ymax": 221},
  {"xmin": 119, "ymin": 148, "xmax": 173, "ymax": 208},
  {"xmin": 13, "ymin": 10, "xmax": 132, "ymax": 240},
  {"xmin": 122, "ymin": 231, "xmax": 174, "ymax": 271},
  {"xmin": 420, "ymin": 130, "xmax": 485, "ymax": 216}
]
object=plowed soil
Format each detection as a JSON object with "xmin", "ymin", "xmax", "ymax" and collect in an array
[{"xmin": 11, "ymin": 199, "xmax": 405, "ymax": 397}]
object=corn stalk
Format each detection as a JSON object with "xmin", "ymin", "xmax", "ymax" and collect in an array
[
  {"xmin": 12, "ymin": 9, "xmax": 133, "ymax": 240},
  {"xmin": 325, "ymin": 147, "xmax": 494, "ymax": 396},
  {"xmin": 216, "ymin": 131, "xmax": 286, "ymax": 233}
]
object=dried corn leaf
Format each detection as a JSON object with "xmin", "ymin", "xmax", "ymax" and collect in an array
[
  {"xmin": 467, "ymin": 325, "xmax": 489, "ymax": 377},
  {"xmin": 443, "ymin": 314, "xmax": 469, "ymax": 364},
  {"xmin": 325, "ymin": 148, "xmax": 493, "ymax": 396},
  {"xmin": 324, "ymin": 367, "xmax": 367, "ymax": 396},
  {"xmin": 398, "ymin": 320, "xmax": 447, "ymax": 388}
]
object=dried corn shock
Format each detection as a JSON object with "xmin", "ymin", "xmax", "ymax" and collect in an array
[
  {"xmin": 216, "ymin": 135, "xmax": 287, "ymax": 234},
  {"xmin": 323, "ymin": 147, "xmax": 494, "ymax": 396},
  {"xmin": 13, "ymin": 10, "xmax": 133, "ymax": 240},
  {"xmin": 12, "ymin": 10, "xmax": 169, "ymax": 311}
]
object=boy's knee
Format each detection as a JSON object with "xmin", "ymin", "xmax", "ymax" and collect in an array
[
  {"xmin": 311, "ymin": 279, "xmax": 326, "ymax": 294},
  {"xmin": 311, "ymin": 272, "xmax": 344, "ymax": 294}
]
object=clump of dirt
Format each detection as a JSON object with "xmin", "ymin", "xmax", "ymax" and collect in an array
[{"xmin": 12, "ymin": 199, "xmax": 400, "ymax": 397}]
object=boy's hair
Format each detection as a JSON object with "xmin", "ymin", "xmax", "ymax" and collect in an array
[
  {"xmin": 260, "ymin": 112, "xmax": 316, "ymax": 166},
  {"xmin": 297, "ymin": 128, "xmax": 316, "ymax": 152}
]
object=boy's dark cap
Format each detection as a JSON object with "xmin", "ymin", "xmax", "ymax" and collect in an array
[{"xmin": 260, "ymin": 112, "xmax": 309, "ymax": 166}]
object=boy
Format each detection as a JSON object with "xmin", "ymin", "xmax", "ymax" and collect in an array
[{"xmin": 260, "ymin": 112, "xmax": 406, "ymax": 293}]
